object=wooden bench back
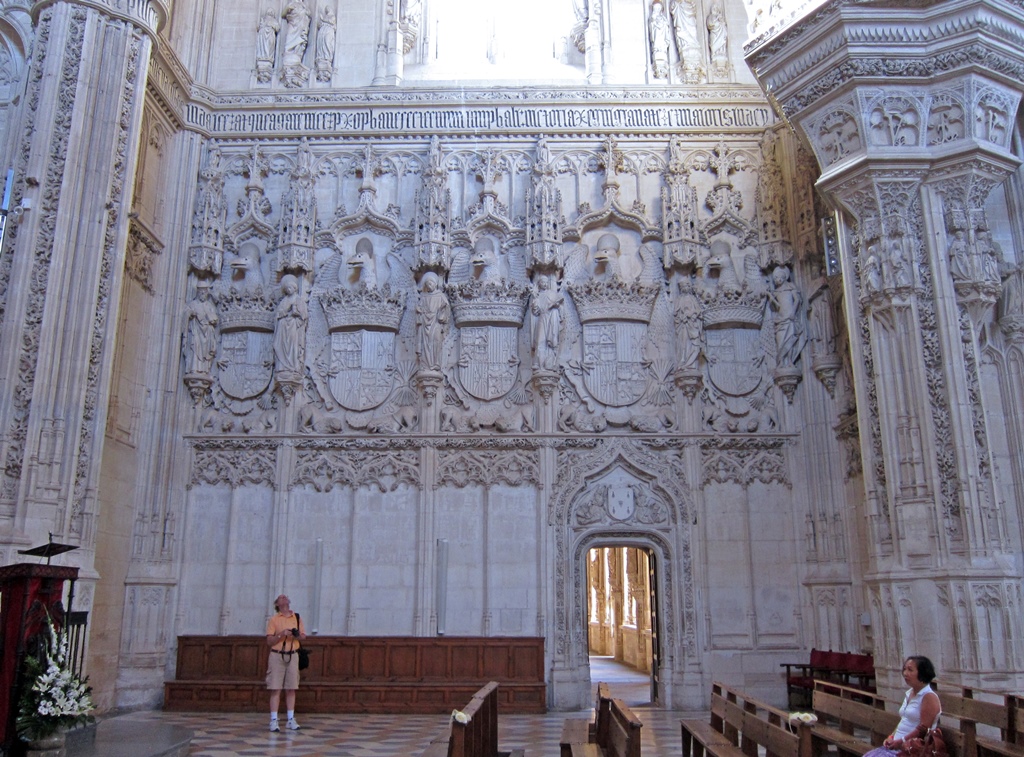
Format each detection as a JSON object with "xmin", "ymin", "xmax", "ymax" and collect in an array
[
  {"xmin": 599, "ymin": 697, "xmax": 642, "ymax": 757},
  {"xmin": 714, "ymin": 682, "xmax": 813, "ymax": 757},
  {"xmin": 813, "ymin": 684, "xmax": 900, "ymax": 743},
  {"xmin": 449, "ymin": 681, "xmax": 499, "ymax": 757}
]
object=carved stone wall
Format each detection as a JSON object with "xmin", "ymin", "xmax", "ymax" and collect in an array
[{"xmin": 1, "ymin": 0, "xmax": 1023, "ymax": 715}]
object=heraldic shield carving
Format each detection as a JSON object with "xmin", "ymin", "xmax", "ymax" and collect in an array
[
  {"xmin": 456, "ymin": 324, "xmax": 520, "ymax": 401},
  {"xmin": 581, "ymin": 321, "xmax": 649, "ymax": 407},
  {"xmin": 328, "ymin": 330, "xmax": 397, "ymax": 411},
  {"xmin": 217, "ymin": 287, "xmax": 276, "ymax": 401},
  {"xmin": 705, "ymin": 326, "xmax": 764, "ymax": 398}
]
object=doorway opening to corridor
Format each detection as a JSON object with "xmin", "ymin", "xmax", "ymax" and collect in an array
[{"xmin": 585, "ymin": 545, "xmax": 659, "ymax": 705}]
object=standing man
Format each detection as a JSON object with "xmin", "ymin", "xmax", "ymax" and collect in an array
[{"xmin": 266, "ymin": 594, "xmax": 306, "ymax": 732}]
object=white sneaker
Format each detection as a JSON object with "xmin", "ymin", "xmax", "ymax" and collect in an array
[
  {"xmin": 269, "ymin": 720, "xmax": 280, "ymax": 732},
  {"xmin": 286, "ymin": 718, "xmax": 301, "ymax": 730}
]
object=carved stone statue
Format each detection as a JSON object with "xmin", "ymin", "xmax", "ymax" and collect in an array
[
  {"xmin": 648, "ymin": 1, "xmax": 671, "ymax": 79},
  {"xmin": 706, "ymin": 0, "xmax": 729, "ymax": 77},
  {"xmin": 863, "ymin": 245, "xmax": 882, "ymax": 293},
  {"xmin": 416, "ymin": 272, "xmax": 450, "ymax": 371},
  {"xmin": 768, "ymin": 266, "xmax": 807, "ymax": 367},
  {"xmin": 674, "ymin": 278, "xmax": 702, "ymax": 371},
  {"xmin": 315, "ymin": 4, "xmax": 337, "ymax": 82},
  {"xmin": 976, "ymin": 229, "xmax": 1003, "ymax": 282},
  {"xmin": 671, "ymin": 0, "xmax": 702, "ymax": 80},
  {"xmin": 273, "ymin": 274, "xmax": 308, "ymax": 376},
  {"xmin": 255, "ymin": 8, "xmax": 279, "ymax": 83},
  {"xmin": 999, "ymin": 258, "xmax": 1024, "ymax": 320},
  {"xmin": 532, "ymin": 275, "xmax": 564, "ymax": 371},
  {"xmin": 281, "ymin": 1, "xmax": 311, "ymax": 86},
  {"xmin": 948, "ymin": 229, "xmax": 972, "ymax": 282},
  {"xmin": 887, "ymin": 237, "xmax": 911, "ymax": 288},
  {"xmin": 185, "ymin": 280, "xmax": 218, "ymax": 376}
]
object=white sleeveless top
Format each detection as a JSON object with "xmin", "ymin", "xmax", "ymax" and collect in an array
[{"xmin": 894, "ymin": 684, "xmax": 941, "ymax": 740}]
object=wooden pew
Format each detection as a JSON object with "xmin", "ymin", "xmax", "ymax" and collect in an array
[
  {"xmin": 681, "ymin": 682, "xmax": 813, "ymax": 757},
  {"xmin": 419, "ymin": 681, "xmax": 526, "ymax": 757},
  {"xmin": 561, "ymin": 682, "xmax": 611, "ymax": 756},
  {"xmin": 811, "ymin": 680, "xmax": 897, "ymax": 756},
  {"xmin": 561, "ymin": 682, "xmax": 642, "ymax": 757},
  {"xmin": 937, "ymin": 687, "xmax": 1024, "ymax": 757},
  {"xmin": 811, "ymin": 681, "xmax": 962, "ymax": 757}
]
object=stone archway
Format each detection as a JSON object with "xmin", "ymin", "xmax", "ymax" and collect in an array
[{"xmin": 548, "ymin": 439, "xmax": 698, "ymax": 710}]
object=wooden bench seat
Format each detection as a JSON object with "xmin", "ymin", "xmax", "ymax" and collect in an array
[
  {"xmin": 681, "ymin": 682, "xmax": 813, "ymax": 757},
  {"xmin": 562, "ymin": 682, "xmax": 641, "ymax": 757}
]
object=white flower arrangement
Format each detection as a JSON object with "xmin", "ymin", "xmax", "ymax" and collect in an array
[
  {"xmin": 789, "ymin": 712, "xmax": 819, "ymax": 725},
  {"xmin": 16, "ymin": 616, "xmax": 94, "ymax": 741},
  {"xmin": 451, "ymin": 709, "xmax": 470, "ymax": 724}
]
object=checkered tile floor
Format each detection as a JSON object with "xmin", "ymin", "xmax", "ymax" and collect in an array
[{"xmin": 107, "ymin": 658, "xmax": 693, "ymax": 756}]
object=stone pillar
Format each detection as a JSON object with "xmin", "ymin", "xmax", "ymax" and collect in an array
[
  {"xmin": 0, "ymin": 0, "xmax": 166, "ymax": 543},
  {"xmin": 746, "ymin": 0, "xmax": 1024, "ymax": 689}
]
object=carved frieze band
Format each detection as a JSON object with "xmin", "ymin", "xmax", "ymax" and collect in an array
[
  {"xmin": 291, "ymin": 447, "xmax": 421, "ymax": 492},
  {"xmin": 435, "ymin": 448, "xmax": 540, "ymax": 489},
  {"xmin": 700, "ymin": 436, "xmax": 790, "ymax": 487},
  {"xmin": 187, "ymin": 99, "xmax": 774, "ymax": 138},
  {"xmin": 190, "ymin": 441, "xmax": 278, "ymax": 488}
]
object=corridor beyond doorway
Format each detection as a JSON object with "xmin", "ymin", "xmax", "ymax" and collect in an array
[
  {"xmin": 589, "ymin": 655, "xmax": 652, "ymax": 707},
  {"xmin": 586, "ymin": 546, "xmax": 658, "ymax": 705}
]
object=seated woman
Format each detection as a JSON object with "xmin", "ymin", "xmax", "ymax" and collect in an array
[{"xmin": 866, "ymin": 656, "xmax": 942, "ymax": 757}]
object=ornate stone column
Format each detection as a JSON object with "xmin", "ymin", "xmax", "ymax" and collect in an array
[
  {"xmin": 0, "ymin": 0, "xmax": 166, "ymax": 546},
  {"xmin": 746, "ymin": 0, "xmax": 1024, "ymax": 688}
]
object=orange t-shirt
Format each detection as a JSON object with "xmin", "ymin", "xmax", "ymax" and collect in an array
[{"xmin": 266, "ymin": 612, "xmax": 305, "ymax": 653}]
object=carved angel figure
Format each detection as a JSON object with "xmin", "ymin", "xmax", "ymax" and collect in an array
[
  {"xmin": 532, "ymin": 275, "xmax": 564, "ymax": 371},
  {"xmin": 184, "ymin": 280, "xmax": 218, "ymax": 376},
  {"xmin": 416, "ymin": 272, "xmax": 450, "ymax": 371}
]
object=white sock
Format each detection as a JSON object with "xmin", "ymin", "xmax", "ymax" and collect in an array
[
  {"xmin": 270, "ymin": 714, "xmax": 278, "ymax": 722},
  {"xmin": 287, "ymin": 710, "xmax": 294, "ymax": 720}
]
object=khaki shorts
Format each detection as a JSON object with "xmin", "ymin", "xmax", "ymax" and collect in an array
[{"xmin": 266, "ymin": 650, "xmax": 299, "ymax": 690}]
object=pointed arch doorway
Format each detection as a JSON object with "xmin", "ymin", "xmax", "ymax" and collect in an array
[{"xmin": 585, "ymin": 545, "xmax": 660, "ymax": 706}]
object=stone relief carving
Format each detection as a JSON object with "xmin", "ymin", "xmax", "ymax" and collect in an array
[
  {"xmin": 867, "ymin": 95, "xmax": 921, "ymax": 147},
  {"xmin": 190, "ymin": 442, "xmax": 278, "ymax": 488},
  {"xmin": 179, "ymin": 136, "xmax": 828, "ymax": 440},
  {"xmin": 700, "ymin": 437, "xmax": 789, "ymax": 487},
  {"xmin": 435, "ymin": 448, "xmax": 541, "ymax": 488}
]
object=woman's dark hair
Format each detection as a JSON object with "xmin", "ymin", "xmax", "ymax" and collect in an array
[{"xmin": 907, "ymin": 655, "xmax": 936, "ymax": 684}]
